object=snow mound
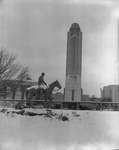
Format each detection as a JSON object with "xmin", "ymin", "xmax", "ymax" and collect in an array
[{"xmin": 0, "ymin": 107, "xmax": 119, "ymax": 150}]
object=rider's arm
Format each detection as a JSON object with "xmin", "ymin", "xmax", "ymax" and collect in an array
[
  {"xmin": 43, "ymin": 81, "xmax": 47, "ymax": 85},
  {"xmin": 43, "ymin": 78, "xmax": 46, "ymax": 85}
]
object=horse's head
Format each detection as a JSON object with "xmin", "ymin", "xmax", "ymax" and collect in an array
[
  {"xmin": 48, "ymin": 80, "xmax": 62, "ymax": 92},
  {"xmin": 54, "ymin": 80, "xmax": 62, "ymax": 90}
]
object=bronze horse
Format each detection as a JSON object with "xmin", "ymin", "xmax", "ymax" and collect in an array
[{"xmin": 26, "ymin": 80, "xmax": 62, "ymax": 108}]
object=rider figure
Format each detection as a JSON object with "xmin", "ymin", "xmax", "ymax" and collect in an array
[{"xmin": 38, "ymin": 72, "xmax": 47, "ymax": 99}]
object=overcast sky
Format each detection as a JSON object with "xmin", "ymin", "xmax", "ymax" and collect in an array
[{"xmin": 0, "ymin": 0, "xmax": 119, "ymax": 97}]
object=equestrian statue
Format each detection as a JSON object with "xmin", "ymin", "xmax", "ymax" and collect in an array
[{"xmin": 25, "ymin": 73, "xmax": 62, "ymax": 108}]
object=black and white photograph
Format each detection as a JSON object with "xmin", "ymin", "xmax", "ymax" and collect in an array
[{"xmin": 0, "ymin": 0, "xmax": 119, "ymax": 150}]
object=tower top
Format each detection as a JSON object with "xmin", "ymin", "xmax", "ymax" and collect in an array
[
  {"xmin": 70, "ymin": 23, "xmax": 81, "ymax": 31},
  {"xmin": 69, "ymin": 23, "xmax": 81, "ymax": 36}
]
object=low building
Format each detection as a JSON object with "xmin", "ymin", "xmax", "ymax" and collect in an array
[
  {"xmin": 0, "ymin": 80, "xmax": 37, "ymax": 99},
  {"xmin": 82, "ymin": 95, "xmax": 89, "ymax": 101},
  {"xmin": 101, "ymin": 85, "xmax": 119, "ymax": 102},
  {"xmin": 52, "ymin": 92, "xmax": 64, "ymax": 100}
]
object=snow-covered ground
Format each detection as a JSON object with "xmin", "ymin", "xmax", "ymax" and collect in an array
[{"xmin": 0, "ymin": 107, "xmax": 119, "ymax": 150}]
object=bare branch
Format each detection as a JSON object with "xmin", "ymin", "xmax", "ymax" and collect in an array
[
  {"xmin": 0, "ymin": 48, "xmax": 31, "ymax": 97},
  {"xmin": 17, "ymin": 66, "xmax": 30, "ymax": 81},
  {"xmin": 0, "ymin": 49, "xmax": 19, "ymax": 80}
]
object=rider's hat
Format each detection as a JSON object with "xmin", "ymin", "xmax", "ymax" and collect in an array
[{"xmin": 41, "ymin": 72, "xmax": 45, "ymax": 76}]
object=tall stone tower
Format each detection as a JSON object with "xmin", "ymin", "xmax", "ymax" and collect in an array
[{"xmin": 65, "ymin": 23, "xmax": 82, "ymax": 102}]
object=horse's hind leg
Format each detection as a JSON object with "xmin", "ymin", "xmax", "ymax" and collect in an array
[
  {"xmin": 26, "ymin": 97, "xmax": 31, "ymax": 108},
  {"xmin": 26, "ymin": 93, "xmax": 33, "ymax": 108}
]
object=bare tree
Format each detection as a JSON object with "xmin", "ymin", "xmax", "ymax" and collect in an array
[
  {"xmin": 17, "ymin": 66, "xmax": 30, "ymax": 82},
  {"xmin": 0, "ymin": 48, "xmax": 31, "ymax": 98},
  {"xmin": 0, "ymin": 48, "xmax": 20, "ymax": 80}
]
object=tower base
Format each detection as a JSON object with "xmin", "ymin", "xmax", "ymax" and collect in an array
[{"xmin": 65, "ymin": 75, "xmax": 81, "ymax": 102}]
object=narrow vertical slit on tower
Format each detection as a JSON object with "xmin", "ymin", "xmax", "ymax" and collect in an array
[{"xmin": 71, "ymin": 90, "xmax": 75, "ymax": 101}]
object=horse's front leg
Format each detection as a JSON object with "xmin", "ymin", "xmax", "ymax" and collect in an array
[
  {"xmin": 44, "ymin": 96, "xmax": 53, "ymax": 109},
  {"xmin": 44, "ymin": 96, "xmax": 52, "ymax": 109},
  {"xmin": 44, "ymin": 96, "xmax": 47, "ymax": 108},
  {"xmin": 48, "ymin": 96, "xmax": 53, "ymax": 109}
]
